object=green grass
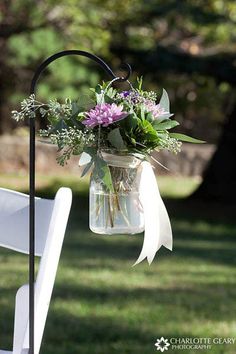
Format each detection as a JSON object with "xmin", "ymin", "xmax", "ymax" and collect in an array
[
  {"xmin": 0, "ymin": 174, "xmax": 236, "ymax": 354},
  {"xmin": 0, "ymin": 173, "xmax": 199, "ymax": 198}
]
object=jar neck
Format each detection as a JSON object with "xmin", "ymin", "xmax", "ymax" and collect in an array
[{"xmin": 100, "ymin": 149, "xmax": 144, "ymax": 168}]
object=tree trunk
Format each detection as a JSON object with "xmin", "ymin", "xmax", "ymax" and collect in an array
[{"xmin": 191, "ymin": 100, "xmax": 236, "ymax": 202}]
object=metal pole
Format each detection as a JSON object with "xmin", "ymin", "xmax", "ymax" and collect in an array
[{"xmin": 29, "ymin": 118, "xmax": 35, "ymax": 354}]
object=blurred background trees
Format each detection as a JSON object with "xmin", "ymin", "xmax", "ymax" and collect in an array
[{"xmin": 0, "ymin": 0, "xmax": 236, "ymax": 200}]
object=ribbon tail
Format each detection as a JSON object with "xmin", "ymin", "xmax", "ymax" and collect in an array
[
  {"xmin": 133, "ymin": 162, "xmax": 160, "ymax": 266},
  {"xmin": 154, "ymin": 178, "xmax": 173, "ymax": 251},
  {"xmin": 157, "ymin": 197, "xmax": 173, "ymax": 251},
  {"xmin": 132, "ymin": 253, "xmax": 148, "ymax": 267},
  {"xmin": 133, "ymin": 161, "xmax": 173, "ymax": 266},
  {"xmin": 133, "ymin": 248, "xmax": 157, "ymax": 266},
  {"xmin": 133, "ymin": 202, "xmax": 160, "ymax": 266}
]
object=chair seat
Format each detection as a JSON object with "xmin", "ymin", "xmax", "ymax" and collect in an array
[{"xmin": 0, "ymin": 350, "xmax": 28, "ymax": 354}]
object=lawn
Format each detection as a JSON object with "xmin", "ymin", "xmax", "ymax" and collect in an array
[{"xmin": 0, "ymin": 174, "xmax": 236, "ymax": 354}]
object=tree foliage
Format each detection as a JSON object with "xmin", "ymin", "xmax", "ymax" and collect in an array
[{"xmin": 0, "ymin": 0, "xmax": 236, "ymax": 140}]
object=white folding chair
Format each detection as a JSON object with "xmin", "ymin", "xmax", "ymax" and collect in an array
[{"xmin": 0, "ymin": 187, "xmax": 72, "ymax": 354}]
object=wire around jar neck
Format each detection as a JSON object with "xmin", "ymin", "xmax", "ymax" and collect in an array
[{"xmin": 100, "ymin": 149, "xmax": 144, "ymax": 168}]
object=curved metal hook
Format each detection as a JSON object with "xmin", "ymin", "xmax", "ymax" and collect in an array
[
  {"xmin": 30, "ymin": 50, "xmax": 132, "ymax": 94},
  {"xmin": 118, "ymin": 62, "xmax": 132, "ymax": 81}
]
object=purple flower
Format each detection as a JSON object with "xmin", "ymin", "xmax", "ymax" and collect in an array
[
  {"xmin": 119, "ymin": 90, "xmax": 140, "ymax": 103},
  {"xmin": 82, "ymin": 103, "xmax": 128, "ymax": 128},
  {"xmin": 144, "ymin": 99, "xmax": 166, "ymax": 119},
  {"xmin": 120, "ymin": 90, "xmax": 131, "ymax": 98}
]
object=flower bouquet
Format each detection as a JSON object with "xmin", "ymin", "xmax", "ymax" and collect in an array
[{"xmin": 12, "ymin": 77, "xmax": 203, "ymax": 262}]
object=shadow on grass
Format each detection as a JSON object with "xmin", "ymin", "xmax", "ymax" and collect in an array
[
  {"xmin": 3, "ymin": 181, "xmax": 235, "ymax": 353},
  {"xmin": 43, "ymin": 311, "xmax": 164, "ymax": 354},
  {"xmin": 52, "ymin": 281, "xmax": 236, "ymax": 321},
  {"xmin": 31, "ymin": 181, "xmax": 236, "ymax": 269},
  {"xmin": 0, "ymin": 290, "xmax": 15, "ymax": 350}
]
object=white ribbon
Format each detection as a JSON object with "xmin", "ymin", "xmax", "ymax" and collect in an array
[{"xmin": 133, "ymin": 161, "xmax": 173, "ymax": 266}]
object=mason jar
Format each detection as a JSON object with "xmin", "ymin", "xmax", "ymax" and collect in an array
[{"xmin": 89, "ymin": 150, "xmax": 145, "ymax": 234}]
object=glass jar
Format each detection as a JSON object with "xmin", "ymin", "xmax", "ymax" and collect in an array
[{"xmin": 89, "ymin": 151, "xmax": 145, "ymax": 234}]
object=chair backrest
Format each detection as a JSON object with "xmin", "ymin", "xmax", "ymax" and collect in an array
[{"xmin": 0, "ymin": 187, "xmax": 72, "ymax": 354}]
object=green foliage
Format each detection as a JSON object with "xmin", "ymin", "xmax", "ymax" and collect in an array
[
  {"xmin": 93, "ymin": 155, "xmax": 114, "ymax": 192},
  {"xmin": 153, "ymin": 120, "xmax": 179, "ymax": 130},
  {"xmin": 159, "ymin": 89, "xmax": 170, "ymax": 112},
  {"xmin": 169, "ymin": 133, "xmax": 206, "ymax": 144},
  {"xmin": 81, "ymin": 160, "xmax": 94, "ymax": 177},
  {"xmin": 9, "ymin": 29, "xmax": 64, "ymax": 66},
  {"xmin": 108, "ymin": 128, "xmax": 126, "ymax": 150}
]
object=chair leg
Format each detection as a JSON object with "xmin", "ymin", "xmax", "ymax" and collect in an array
[{"xmin": 12, "ymin": 285, "xmax": 29, "ymax": 354}]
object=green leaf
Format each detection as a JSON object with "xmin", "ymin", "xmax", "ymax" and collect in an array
[
  {"xmin": 94, "ymin": 156, "xmax": 114, "ymax": 192},
  {"xmin": 54, "ymin": 119, "xmax": 68, "ymax": 132},
  {"xmin": 95, "ymin": 84, "xmax": 102, "ymax": 94},
  {"xmin": 84, "ymin": 146, "xmax": 97, "ymax": 157},
  {"xmin": 153, "ymin": 120, "xmax": 179, "ymax": 130},
  {"xmin": 156, "ymin": 113, "xmax": 174, "ymax": 121},
  {"xmin": 70, "ymin": 116, "xmax": 84, "ymax": 129},
  {"xmin": 137, "ymin": 76, "xmax": 143, "ymax": 90},
  {"xmin": 76, "ymin": 96, "xmax": 95, "ymax": 112},
  {"xmin": 120, "ymin": 113, "xmax": 138, "ymax": 131},
  {"xmin": 139, "ymin": 119, "xmax": 158, "ymax": 138},
  {"xmin": 108, "ymin": 128, "xmax": 126, "ymax": 150},
  {"xmin": 81, "ymin": 160, "xmax": 93, "ymax": 177},
  {"xmin": 146, "ymin": 112, "xmax": 153, "ymax": 122},
  {"xmin": 140, "ymin": 106, "xmax": 146, "ymax": 121},
  {"xmin": 79, "ymin": 152, "xmax": 92, "ymax": 166},
  {"xmin": 104, "ymin": 86, "xmax": 117, "ymax": 99},
  {"xmin": 104, "ymin": 94, "xmax": 115, "ymax": 104},
  {"xmin": 169, "ymin": 133, "xmax": 206, "ymax": 143},
  {"xmin": 71, "ymin": 102, "xmax": 79, "ymax": 115},
  {"xmin": 156, "ymin": 131, "xmax": 168, "ymax": 139},
  {"xmin": 159, "ymin": 89, "xmax": 170, "ymax": 112},
  {"xmin": 93, "ymin": 84, "xmax": 104, "ymax": 104}
]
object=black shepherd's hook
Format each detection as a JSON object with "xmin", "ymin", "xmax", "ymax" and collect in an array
[{"xmin": 28, "ymin": 50, "xmax": 132, "ymax": 354}]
